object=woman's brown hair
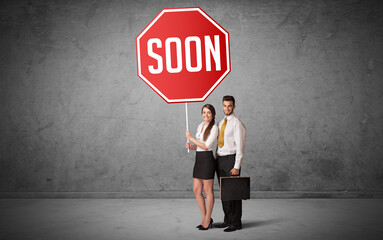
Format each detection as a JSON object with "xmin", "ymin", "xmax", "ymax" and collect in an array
[{"xmin": 201, "ymin": 104, "xmax": 216, "ymax": 142}]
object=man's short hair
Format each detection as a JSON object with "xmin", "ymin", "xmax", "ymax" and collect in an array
[{"xmin": 222, "ymin": 95, "xmax": 235, "ymax": 105}]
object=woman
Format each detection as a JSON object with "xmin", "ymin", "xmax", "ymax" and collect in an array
[{"xmin": 185, "ymin": 104, "xmax": 218, "ymax": 230}]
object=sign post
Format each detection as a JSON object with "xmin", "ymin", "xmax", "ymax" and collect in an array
[
  {"xmin": 136, "ymin": 7, "xmax": 231, "ymax": 151},
  {"xmin": 185, "ymin": 103, "xmax": 189, "ymax": 153}
]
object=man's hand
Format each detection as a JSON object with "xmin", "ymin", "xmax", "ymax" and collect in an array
[{"xmin": 230, "ymin": 168, "xmax": 239, "ymax": 176}]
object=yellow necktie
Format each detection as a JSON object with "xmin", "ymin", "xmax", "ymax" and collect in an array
[{"xmin": 218, "ymin": 118, "xmax": 227, "ymax": 148}]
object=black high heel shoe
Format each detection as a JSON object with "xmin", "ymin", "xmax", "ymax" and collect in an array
[
  {"xmin": 198, "ymin": 218, "xmax": 213, "ymax": 230},
  {"xmin": 196, "ymin": 218, "xmax": 213, "ymax": 229}
]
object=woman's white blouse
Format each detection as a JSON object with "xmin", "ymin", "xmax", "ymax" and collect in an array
[{"xmin": 195, "ymin": 122, "xmax": 218, "ymax": 152}]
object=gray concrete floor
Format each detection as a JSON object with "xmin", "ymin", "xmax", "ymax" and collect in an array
[{"xmin": 0, "ymin": 199, "xmax": 382, "ymax": 240}]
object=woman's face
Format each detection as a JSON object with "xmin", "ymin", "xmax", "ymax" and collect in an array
[{"xmin": 202, "ymin": 107, "xmax": 213, "ymax": 123}]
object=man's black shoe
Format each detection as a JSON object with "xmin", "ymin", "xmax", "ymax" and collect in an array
[
  {"xmin": 215, "ymin": 223, "xmax": 228, "ymax": 228},
  {"xmin": 224, "ymin": 225, "xmax": 242, "ymax": 232}
]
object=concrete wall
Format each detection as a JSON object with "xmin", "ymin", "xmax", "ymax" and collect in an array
[{"xmin": 1, "ymin": 0, "xmax": 382, "ymax": 195}]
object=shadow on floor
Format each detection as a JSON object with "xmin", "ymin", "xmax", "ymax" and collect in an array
[
  {"xmin": 243, "ymin": 219, "xmax": 286, "ymax": 229},
  {"xmin": 213, "ymin": 219, "xmax": 285, "ymax": 229}
]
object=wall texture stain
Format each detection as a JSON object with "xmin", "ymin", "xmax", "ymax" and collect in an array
[{"xmin": 0, "ymin": 0, "xmax": 383, "ymax": 193}]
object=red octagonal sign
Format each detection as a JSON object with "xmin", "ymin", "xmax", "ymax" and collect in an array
[{"xmin": 136, "ymin": 7, "xmax": 231, "ymax": 103}]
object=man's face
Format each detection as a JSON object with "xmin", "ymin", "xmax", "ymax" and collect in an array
[{"xmin": 222, "ymin": 100, "xmax": 235, "ymax": 116}]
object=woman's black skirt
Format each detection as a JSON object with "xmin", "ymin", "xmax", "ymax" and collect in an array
[{"xmin": 193, "ymin": 151, "xmax": 215, "ymax": 180}]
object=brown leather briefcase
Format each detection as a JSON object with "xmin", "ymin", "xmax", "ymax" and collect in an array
[{"xmin": 220, "ymin": 176, "xmax": 250, "ymax": 201}]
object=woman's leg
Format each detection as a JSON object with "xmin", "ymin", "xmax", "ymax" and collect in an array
[
  {"xmin": 202, "ymin": 179, "xmax": 214, "ymax": 227},
  {"xmin": 193, "ymin": 178, "xmax": 206, "ymax": 225}
]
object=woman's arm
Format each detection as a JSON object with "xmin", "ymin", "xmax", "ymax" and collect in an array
[
  {"xmin": 204, "ymin": 125, "xmax": 218, "ymax": 150},
  {"xmin": 185, "ymin": 142, "xmax": 197, "ymax": 150},
  {"xmin": 186, "ymin": 130, "xmax": 208, "ymax": 151}
]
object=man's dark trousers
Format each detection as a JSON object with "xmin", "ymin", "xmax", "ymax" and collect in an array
[{"xmin": 216, "ymin": 154, "xmax": 242, "ymax": 227}]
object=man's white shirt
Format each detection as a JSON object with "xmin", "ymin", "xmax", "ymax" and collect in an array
[{"xmin": 217, "ymin": 114, "xmax": 247, "ymax": 169}]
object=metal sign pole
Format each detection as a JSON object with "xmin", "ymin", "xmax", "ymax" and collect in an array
[{"xmin": 185, "ymin": 103, "xmax": 190, "ymax": 153}]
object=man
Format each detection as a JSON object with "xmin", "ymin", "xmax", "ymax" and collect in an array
[{"xmin": 216, "ymin": 95, "xmax": 247, "ymax": 232}]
